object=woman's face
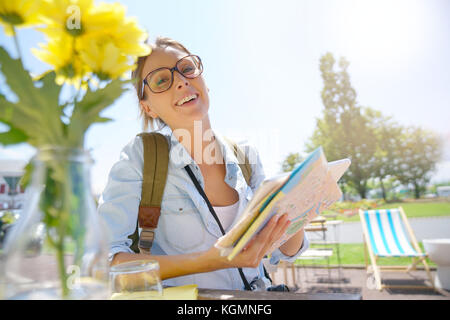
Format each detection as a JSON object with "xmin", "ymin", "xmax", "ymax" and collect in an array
[{"xmin": 139, "ymin": 47, "xmax": 210, "ymax": 129}]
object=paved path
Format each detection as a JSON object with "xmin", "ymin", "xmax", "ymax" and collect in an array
[
  {"xmin": 317, "ymin": 216, "xmax": 450, "ymax": 244},
  {"xmin": 272, "ymin": 266, "xmax": 450, "ymax": 300}
]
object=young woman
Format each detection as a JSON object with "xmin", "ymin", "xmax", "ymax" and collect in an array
[{"xmin": 97, "ymin": 37, "xmax": 309, "ymax": 290}]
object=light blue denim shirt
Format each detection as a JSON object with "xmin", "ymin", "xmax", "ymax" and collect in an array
[{"xmin": 97, "ymin": 128, "xmax": 309, "ymax": 290}]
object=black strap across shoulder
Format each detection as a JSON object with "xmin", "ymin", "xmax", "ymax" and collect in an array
[{"xmin": 184, "ymin": 165, "xmax": 253, "ymax": 291}]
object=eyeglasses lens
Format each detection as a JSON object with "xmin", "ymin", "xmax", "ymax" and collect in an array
[
  {"xmin": 147, "ymin": 56, "xmax": 202, "ymax": 93},
  {"xmin": 148, "ymin": 69, "xmax": 172, "ymax": 93}
]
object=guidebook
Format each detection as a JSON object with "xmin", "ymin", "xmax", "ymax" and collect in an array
[{"xmin": 215, "ymin": 147, "xmax": 351, "ymax": 261}]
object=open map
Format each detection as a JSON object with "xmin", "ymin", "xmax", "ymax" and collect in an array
[{"xmin": 215, "ymin": 147, "xmax": 350, "ymax": 261}]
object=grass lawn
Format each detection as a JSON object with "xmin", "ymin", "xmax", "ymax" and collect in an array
[
  {"xmin": 325, "ymin": 201, "xmax": 450, "ymax": 223},
  {"xmin": 294, "ymin": 242, "xmax": 437, "ymax": 268}
]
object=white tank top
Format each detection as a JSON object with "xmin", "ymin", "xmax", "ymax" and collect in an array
[{"xmin": 212, "ymin": 200, "xmax": 240, "ymax": 231}]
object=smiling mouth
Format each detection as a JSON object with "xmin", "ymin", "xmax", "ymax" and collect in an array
[{"xmin": 175, "ymin": 94, "xmax": 199, "ymax": 107}]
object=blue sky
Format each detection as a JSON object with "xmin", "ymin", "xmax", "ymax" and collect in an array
[{"xmin": 1, "ymin": 0, "xmax": 449, "ymax": 194}]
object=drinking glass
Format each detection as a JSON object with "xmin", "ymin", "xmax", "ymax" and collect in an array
[{"xmin": 109, "ymin": 260, "xmax": 163, "ymax": 299}]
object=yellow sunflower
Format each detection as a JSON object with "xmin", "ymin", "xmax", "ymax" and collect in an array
[
  {"xmin": 32, "ymin": 32, "xmax": 86, "ymax": 86},
  {"xmin": 78, "ymin": 36, "xmax": 134, "ymax": 80},
  {"xmin": 38, "ymin": 0, "xmax": 94, "ymax": 38},
  {"xmin": 0, "ymin": 0, "xmax": 41, "ymax": 35},
  {"xmin": 87, "ymin": 2, "xmax": 150, "ymax": 56},
  {"xmin": 33, "ymin": 0, "xmax": 150, "ymax": 83}
]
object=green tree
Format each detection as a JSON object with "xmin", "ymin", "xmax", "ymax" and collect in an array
[
  {"xmin": 281, "ymin": 152, "xmax": 303, "ymax": 172},
  {"xmin": 395, "ymin": 126, "xmax": 443, "ymax": 199},
  {"xmin": 365, "ymin": 108, "xmax": 403, "ymax": 201},
  {"xmin": 306, "ymin": 52, "xmax": 376, "ymax": 199}
]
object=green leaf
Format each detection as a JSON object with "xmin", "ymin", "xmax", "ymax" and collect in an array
[
  {"xmin": 0, "ymin": 47, "xmax": 40, "ymax": 110},
  {"xmin": 66, "ymin": 79, "xmax": 126, "ymax": 147},
  {"xmin": 0, "ymin": 93, "xmax": 41, "ymax": 144},
  {"xmin": 19, "ymin": 160, "xmax": 34, "ymax": 190},
  {"xmin": 0, "ymin": 125, "xmax": 28, "ymax": 145},
  {"xmin": 0, "ymin": 95, "xmax": 14, "ymax": 122},
  {"xmin": 37, "ymin": 71, "xmax": 63, "ymax": 117},
  {"xmin": 96, "ymin": 116, "xmax": 113, "ymax": 123},
  {"xmin": 0, "ymin": 93, "xmax": 47, "ymax": 146},
  {"xmin": 0, "ymin": 46, "xmax": 65, "ymax": 146}
]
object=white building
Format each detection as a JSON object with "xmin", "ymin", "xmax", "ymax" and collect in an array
[
  {"xmin": 0, "ymin": 159, "xmax": 27, "ymax": 210},
  {"xmin": 437, "ymin": 186, "xmax": 450, "ymax": 198}
]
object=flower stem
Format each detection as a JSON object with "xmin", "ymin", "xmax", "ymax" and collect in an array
[
  {"xmin": 42, "ymin": 163, "xmax": 71, "ymax": 299},
  {"xmin": 59, "ymin": 162, "xmax": 74, "ymax": 299},
  {"xmin": 11, "ymin": 26, "xmax": 23, "ymax": 61},
  {"xmin": 56, "ymin": 235, "xmax": 69, "ymax": 298}
]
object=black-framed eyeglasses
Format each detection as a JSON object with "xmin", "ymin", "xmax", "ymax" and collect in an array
[{"xmin": 140, "ymin": 55, "xmax": 203, "ymax": 98}]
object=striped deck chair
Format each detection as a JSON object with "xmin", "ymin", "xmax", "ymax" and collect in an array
[{"xmin": 359, "ymin": 207, "xmax": 435, "ymax": 291}]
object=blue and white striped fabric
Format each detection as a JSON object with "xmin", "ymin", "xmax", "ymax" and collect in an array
[{"xmin": 362, "ymin": 209, "xmax": 425, "ymax": 257}]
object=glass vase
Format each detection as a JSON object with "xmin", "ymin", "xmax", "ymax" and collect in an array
[{"xmin": 0, "ymin": 147, "xmax": 110, "ymax": 300}]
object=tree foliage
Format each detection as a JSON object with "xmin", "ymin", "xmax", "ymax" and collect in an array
[
  {"xmin": 281, "ymin": 152, "xmax": 304, "ymax": 172},
  {"xmin": 365, "ymin": 108, "xmax": 403, "ymax": 200},
  {"xmin": 395, "ymin": 126, "xmax": 443, "ymax": 198},
  {"xmin": 299, "ymin": 52, "xmax": 443, "ymax": 200},
  {"xmin": 306, "ymin": 52, "xmax": 376, "ymax": 199}
]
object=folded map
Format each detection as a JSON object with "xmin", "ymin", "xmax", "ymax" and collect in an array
[{"xmin": 215, "ymin": 147, "xmax": 350, "ymax": 261}]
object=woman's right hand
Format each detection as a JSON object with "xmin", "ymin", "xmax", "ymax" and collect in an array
[{"xmin": 208, "ymin": 213, "xmax": 291, "ymax": 269}]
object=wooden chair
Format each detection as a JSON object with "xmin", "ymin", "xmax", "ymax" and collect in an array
[{"xmin": 359, "ymin": 207, "xmax": 435, "ymax": 291}]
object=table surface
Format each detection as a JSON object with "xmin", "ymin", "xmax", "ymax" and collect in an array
[
  {"xmin": 197, "ymin": 288, "xmax": 362, "ymax": 300},
  {"xmin": 325, "ymin": 220, "xmax": 343, "ymax": 225}
]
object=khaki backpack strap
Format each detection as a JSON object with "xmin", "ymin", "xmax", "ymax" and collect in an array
[
  {"xmin": 136, "ymin": 132, "xmax": 169, "ymax": 254},
  {"xmin": 223, "ymin": 136, "xmax": 253, "ymax": 187}
]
